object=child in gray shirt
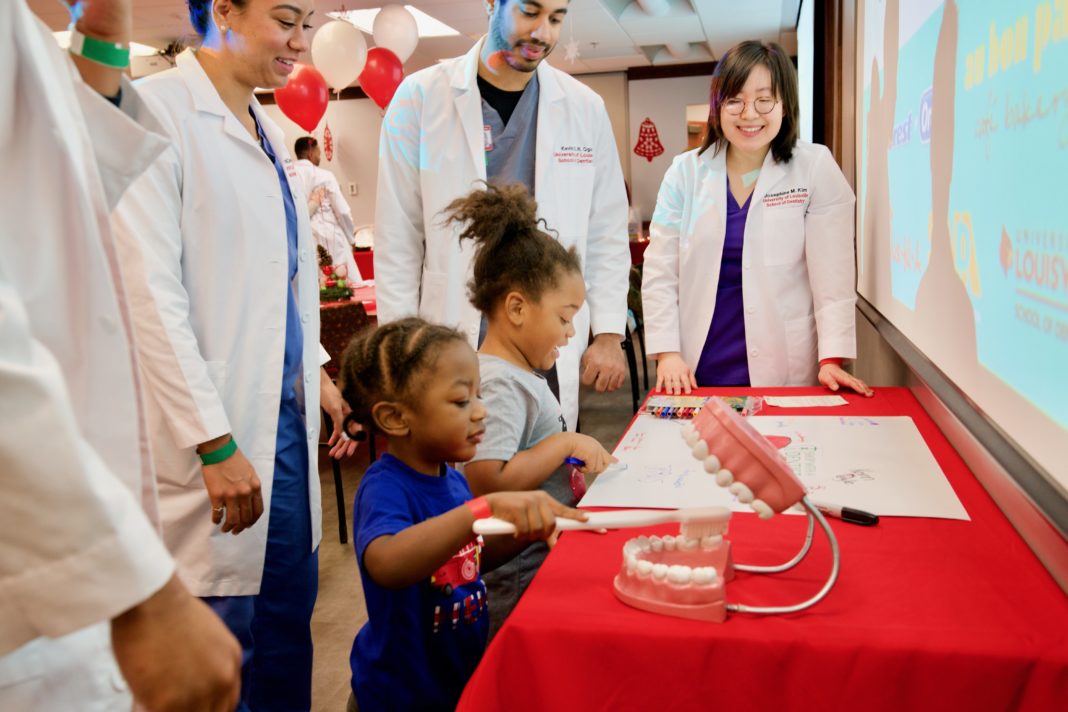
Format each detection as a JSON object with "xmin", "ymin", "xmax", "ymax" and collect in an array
[{"xmin": 445, "ymin": 183, "xmax": 616, "ymax": 637}]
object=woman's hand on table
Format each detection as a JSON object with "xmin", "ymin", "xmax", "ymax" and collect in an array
[
  {"xmin": 321, "ymin": 368, "xmax": 359, "ymax": 458},
  {"xmin": 818, "ymin": 363, "xmax": 874, "ymax": 397},
  {"xmin": 654, "ymin": 352, "xmax": 697, "ymax": 394}
]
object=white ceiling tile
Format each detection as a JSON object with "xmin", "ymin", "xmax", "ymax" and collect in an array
[{"xmin": 26, "ymin": 0, "xmax": 792, "ymax": 74}]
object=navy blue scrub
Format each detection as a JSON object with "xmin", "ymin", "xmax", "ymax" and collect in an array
[{"xmin": 204, "ymin": 112, "xmax": 318, "ymax": 712}]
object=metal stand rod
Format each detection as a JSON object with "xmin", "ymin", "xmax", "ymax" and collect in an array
[
  {"xmin": 734, "ymin": 510, "xmax": 815, "ymax": 573},
  {"xmin": 726, "ymin": 496, "xmax": 840, "ymax": 615}
]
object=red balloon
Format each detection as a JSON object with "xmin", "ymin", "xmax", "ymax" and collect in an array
[
  {"xmin": 274, "ymin": 63, "xmax": 329, "ymax": 132},
  {"xmin": 359, "ymin": 47, "xmax": 404, "ymax": 110}
]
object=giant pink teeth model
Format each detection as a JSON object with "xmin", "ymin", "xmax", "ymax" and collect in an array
[{"xmin": 473, "ymin": 398, "xmax": 840, "ymax": 622}]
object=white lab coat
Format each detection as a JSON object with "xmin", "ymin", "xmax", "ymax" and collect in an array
[
  {"xmin": 294, "ymin": 158, "xmax": 363, "ymax": 284},
  {"xmin": 642, "ymin": 142, "xmax": 857, "ymax": 385},
  {"xmin": 0, "ymin": 1, "xmax": 174, "ymax": 707},
  {"xmin": 374, "ymin": 39, "xmax": 630, "ymax": 429},
  {"xmin": 112, "ymin": 50, "xmax": 323, "ymax": 597}
]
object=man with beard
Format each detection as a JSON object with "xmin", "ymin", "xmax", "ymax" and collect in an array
[{"xmin": 374, "ymin": 0, "xmax": 630, "ymax": 433}]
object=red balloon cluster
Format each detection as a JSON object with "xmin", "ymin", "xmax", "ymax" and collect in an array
[
  {"xmin": 359, "ymin": 48, "xmax": 404, "ymax": 110},
  {"xmin": 274, "ymin": 63, "xmax": 329, "ymax": 132}
]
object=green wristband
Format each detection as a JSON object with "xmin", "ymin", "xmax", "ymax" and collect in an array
[
  {"xmin": 68, "ymin": 27, "xmax": 131, "ymax": 69},
  {"xmin": 199, "ymin": 438, "xmax": 238, "ymax": 466}
]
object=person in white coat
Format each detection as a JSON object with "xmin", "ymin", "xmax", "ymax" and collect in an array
[
  {"xmin": 0, "ymin": 1, "xmax": 240, "ymax": 711},
  {"xmin": 110, "ymin": 1, "xmax": 353, "ymax": 709},
  {"xmin": 642, "ymin": 40, "xmax": 872, "ymax": 396},
  {"xmin": 293, "ymin": 135, "xmax": 364, "ymax": 285},
  {"xmin": 374, "ymin": 0, "xmax": 630, "ymax": 431}
]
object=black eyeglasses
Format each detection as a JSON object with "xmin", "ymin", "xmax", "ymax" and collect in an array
[{"xmin": 722, "ymin": 97, "xmax": 779, "ymax": 116}]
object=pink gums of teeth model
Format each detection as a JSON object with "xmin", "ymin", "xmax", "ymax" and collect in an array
[
  {"xmin": 683, "ymin": 398, "xmax": 806, "ymax": 516},
  {"xmin": 613, "ymin": 398, "xmax": 814, "ymax": 622}
]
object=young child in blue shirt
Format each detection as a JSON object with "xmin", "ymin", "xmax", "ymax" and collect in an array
[
  {"xmin": 338, "ymin": 317, "xmax": 586, "ymax": 711},
  {"xmin": 443, "ymin": 183, "xmax": 617, "ymax": 637}
]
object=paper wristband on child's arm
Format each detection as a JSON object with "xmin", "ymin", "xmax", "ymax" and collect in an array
[{"xmin": 464, "ymin": 496, "xmax": 492, "ymax": 520}]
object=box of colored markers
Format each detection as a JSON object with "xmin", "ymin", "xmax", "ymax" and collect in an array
[{"xmin": 642, "ymin": 396, "xmax": 762, "ymax": 418}]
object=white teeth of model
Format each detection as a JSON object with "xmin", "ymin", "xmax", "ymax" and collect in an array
[
  {"xmin": 681, "ymin": 423, "xmax": 699, "ymax": 446},
  {"xmin": 702, "ymin": 454, "xmax": 721, "ymax": 473},
  {"xmin": 626, "ymin": 554, "xmax": 638, "ymax": 573},
  {"xmin": 677, "ymin": 537, "xmax": 698, "ymax": 551},
  {"xmin": 623, "ymin": 540, "xmax": 638, "ymax": 556},
  {"xmin": 728, "ymin": 481, "xmax": 754, "ymax": 503},
  {"xmin": 667, "ymin": 565, "xmax": 693, "ymax": 584},
  {"xmin": 662, "ymin": 535, "xmax": 677, "ymax": 551},
  {"xmin": 637, "ymin": 560, "xmax": 653, "ymax": 577},
  {"xmin": 692, "ymin": 440, "xmax": 709, "ymax": 460},
  {"xmin": 652, "ymin": 563, "xmax": 668, "ymax": 580},
  {"xmin": 636, "ymin": 535, "xmax": 650, "ymax": 550},
  {"xmin": 700, "ymin": 535, "xmax": 724, "ymax": 550},
  {"xmin": 692, "ymin": 567, "xmax": 717, "ymax": 585},
  {"xmin": 715, "ymin": 468, "xmax": 734, "ymax": 487},
  {"xmin": 649, "ymin": 536, "xmax": 664, "ymax": 552},
  {"xmin": 751, "ymin": 499, "xmax": 774, "ymax": 519}
]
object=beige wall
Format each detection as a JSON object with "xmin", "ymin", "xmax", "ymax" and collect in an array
[
  {"xmin": 262, "ymin": 71, "xmax": 632, "ymax": 227},
  {"xmin": 627, "ymin": 74, "xmax": 712, "ymax": 223},
  {"xmin": 261, "ymin": 98, "xmax": 383, "ymax": 228}
]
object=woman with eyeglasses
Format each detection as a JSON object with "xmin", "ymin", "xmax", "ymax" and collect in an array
[{"xmin": 642, "ymin": 40, "xmax": 872, "ymax": 396}]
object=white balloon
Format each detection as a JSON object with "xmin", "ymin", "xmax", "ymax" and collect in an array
[
  {"xmin": 312, "ymin": 20, "xmax": 368, "ymax": 91},
  {"xmin": 372, "ymin": 5, "xmax": 418, "ymax": 64}
]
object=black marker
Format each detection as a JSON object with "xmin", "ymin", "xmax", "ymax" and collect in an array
[{"xmin": 811, "ymin": 500, "xmax": 879, "ymax": 526}]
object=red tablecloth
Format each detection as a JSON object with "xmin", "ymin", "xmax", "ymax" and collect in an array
[
  {"xmin": 629, "ymin": 239, "xmax": 648, "ymax": 265},
  {"xmin": 353, "ymin": 250, "xmax": 374, "ymax": 280},
  {"xmin": 459, "ymin": 387, "xmax": 1068, "ymax": 712},
  {"xmin": 321, "ymin": 285, "xmax": 376, "ymax": 317},
  {"xmin": 350, "ymin": 285, "xmax": 376, "ymax": 317}
]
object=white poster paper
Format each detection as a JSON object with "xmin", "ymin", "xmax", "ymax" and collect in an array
[{"xmin": 579, "ymin": 415, "xmax": 969, "ymax": 520}]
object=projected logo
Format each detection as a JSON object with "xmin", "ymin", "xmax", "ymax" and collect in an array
[
  {"xmin": 949, "ymin": 211, "xmax": 982, "ymax": 296},
  {"xmin": 1003, "ymin": 227, "xmax": 1068, "ymax": 293},
  {"xmin": 1002, "ymin": 225, "xmax": 1068, "ymax": 342},
  {"xmin": 919, "ymin": 88, "xmax": 933, "ymax": 144}
]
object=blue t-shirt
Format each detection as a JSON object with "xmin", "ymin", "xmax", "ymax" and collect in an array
[{"xmin": 351, "ymin": 454, "xmax": 489, "ymax": 711}]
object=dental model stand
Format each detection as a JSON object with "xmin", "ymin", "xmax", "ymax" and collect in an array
[
  {"xmin": 472, "ymin": 398, "xmax": 840, "ymax": 622},
  {"xmin": 617, "ymin": 398, "xmax": 839, "ymax": 621}
]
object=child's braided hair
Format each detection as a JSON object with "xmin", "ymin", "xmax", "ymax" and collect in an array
[{"xmin": 338, "ymin": 317, "xmax": 468, "ymax": 432}]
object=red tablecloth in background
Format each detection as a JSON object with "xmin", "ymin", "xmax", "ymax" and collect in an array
[
  {"xmin": 321, "ymin": 285, "xmax": 375, "ymax": 317},
  {"xmin": 459, "ymin": 387, "xmax": 1068, "ymax": 712},
  {"xmin": 349, "ymin": 285, "xmax": 376, "ymax": 317},
  {"xmin": 353, "ymin": 250, "xmax": 374, "ymax": 280},
  {"xmin": 628, "ymin": 239, "xmax": 648, "ymax": 265}
]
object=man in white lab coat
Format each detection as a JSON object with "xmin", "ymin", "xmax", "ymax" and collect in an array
[
  {"xmin": 374, "ymin": 0, "xmax": 630, "ymax": 431},
  {"xmin": 0, "ymin": 1, "xmax": 239, "ymax": 710},
  {"xmin": 294, "ymin": 135, "xmax": 364, "ymax": 285}
]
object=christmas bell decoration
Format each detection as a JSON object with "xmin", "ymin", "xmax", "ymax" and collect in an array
[
  {"xmin": 323, "ymin": 122, "xmax": 334, "ymax": 162},
  {"xmin": 634, "ymin": 117, "xmax": 665, "ymax": 162}
]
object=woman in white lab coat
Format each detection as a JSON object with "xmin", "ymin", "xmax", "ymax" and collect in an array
[
  {"xmin": 111, "ymin": 1, "xmax": 351, "ymax": 709},
  {"xmin": 642, "ymin": 40, "xmax": 872, "ymax": 396}
]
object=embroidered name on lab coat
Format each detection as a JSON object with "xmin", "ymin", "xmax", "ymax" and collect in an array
[
  {"xmin": 554, "ymin": 145, "xmax": 594, "ymax": 164},
  {"xmin": 763, "ymin": 187, "xmax": 809, "ymax": 208}
]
